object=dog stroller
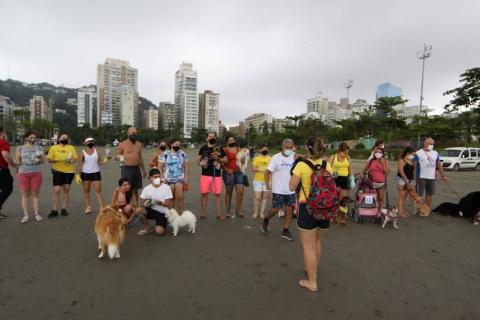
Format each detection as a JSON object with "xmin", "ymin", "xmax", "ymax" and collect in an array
[{"xmin": 353, "ymin": 175, "xmax": 381, "ymax": 223}]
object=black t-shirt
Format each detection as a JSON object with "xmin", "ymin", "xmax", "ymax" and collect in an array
[{"xmin": 198, "ymin": 144, "xmax": 226, "ymax": 177}]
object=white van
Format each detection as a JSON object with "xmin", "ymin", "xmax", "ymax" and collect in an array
[{"xmin": 439, "ymin": 147, "xmax": 480, "ymax": 171}]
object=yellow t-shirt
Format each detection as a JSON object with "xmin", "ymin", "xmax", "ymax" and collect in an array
[
  {"xmin": 292, "ymin": 158, "xmax": 333, "ymax": 202},
  {"xmin": 47, "ymin": 144, "xmax": 77, "ymax": 173},
  {"xmin": 332, "ymin": 154, "xmax": 350, "ymax": 177},
  {"xmin": 252, "ymin": 155, "xmax": 272, "ymax": 182}
]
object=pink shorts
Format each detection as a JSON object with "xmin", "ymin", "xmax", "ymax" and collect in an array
[
  {"xmin": 17, "ymin": 172, "xmax": 43, "ymax": 192},
  {"xmin": 200, "ymin": 175, "xmax": 222, "ymax": 195}
]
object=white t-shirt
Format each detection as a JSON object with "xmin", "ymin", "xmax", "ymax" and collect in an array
[
  {"xmin": 140, "ymin": 183, "xmax": 173, "ymax": 216},
  {"xmin": 415, "ymin": 149, "xmax": 439, "ymax": 180},
  {"xmin": 267, "ymin": 152, "xmax": 295, "ymax": 195}
]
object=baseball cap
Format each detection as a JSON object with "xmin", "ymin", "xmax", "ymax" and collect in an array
[{"xmin": 85, "ymin": 137, "xmax": 94, "ymax": 143}]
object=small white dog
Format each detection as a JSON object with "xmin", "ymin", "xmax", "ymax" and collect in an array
[
  {"xmin": 167, "ymin": 208, "xmax": 197, "ymax": 236},
  {"xmin": 381, "ymin": 207, "xmax": 399, "ymax": 229},
  {"xmin": 236, "ymin": 148, "xmax": 250, "ymax": 174}
]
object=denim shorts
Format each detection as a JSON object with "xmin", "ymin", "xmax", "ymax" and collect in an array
[
  {"xmin": 272, "ymin": 193, "xmax": 296, "ymax": 209},
  {"xmin": 222, "ymin": 171, "xmax": 244, "ymax": 186}
]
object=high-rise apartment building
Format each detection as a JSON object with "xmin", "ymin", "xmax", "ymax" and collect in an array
[
  {"xmin": 198, "ymin": 90, "xmax": 220, "ymax": 134},
  {"xmin": 175, "ymin": 63, "xmax": 198, "ymax": 138},
  {"xmin": 77, "ymin": 86, "xmax": 97, "ymax": 127},
  {"xmin": 376, "ymin": 82, "xmax": 402, "ymax": 100},
  {"xmin": 97, "ymin": 58, "xmax": 138, "ymax": 126},
  {"xmin": 244, "ymin": 113, "xmax": 273, "ymax": 132},
  {"xmin": 0, "ymin": 95, "xmax": 14, "ymax": 121},
  {"xmin": 29, "ymin": 96, "xmax": 52, "ymax": 121},
  {"xmin": 307, "ymin": 92, "xmax": 329, "ymax": 114},
  {"xmin": 143, "ymin": 107, "xmax": 159, "ymax": 130},
  {"xmin": 158, "ymin": 102, "xmax": 176, "ymax": 130}
]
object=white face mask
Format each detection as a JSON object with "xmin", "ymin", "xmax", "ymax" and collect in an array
[
  {"xmin": 427, "ymin": 145, "xmax": 434, "ymax": 151},
  {"xmin": 375, "ymin": 153, "xmax": 383, "ymax": 159},
  {"xmin": 153, "ymin": 178, "xmax": 161, "ymax": 186}
]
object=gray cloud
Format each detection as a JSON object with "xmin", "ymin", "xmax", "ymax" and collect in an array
[{"xmin": 1, "ymin": 0, "xmax": 479, "ymax": 126}]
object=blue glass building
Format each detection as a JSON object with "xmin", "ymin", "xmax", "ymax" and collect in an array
[{"xmin": 376, "ymin": 82, "xmax": 402, "ymax": 100}]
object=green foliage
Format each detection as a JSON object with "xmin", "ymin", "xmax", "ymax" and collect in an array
[
  {"xmin": 355, "ymin": 142, "xmax": 365, "ymax": 150},
  {"xmin": 444, "ymin": 67, "xmax": 480, "ymax": 111},
  {"xmin": 190, "ymin": 128, "xmax": 209, "ymax": 144}
]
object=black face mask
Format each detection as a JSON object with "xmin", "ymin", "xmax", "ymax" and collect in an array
[
  {"xmin": 172, "ymin": 146, "xmax": 180, "ymax": 152},
  {"xmin": 60, "ymin": 139, "xmax": 68, "ymax": 145},
  {"xmin": 159, "ymin": 145, "xmax": 166, "ymax": 151},
  {"xmin": 128, "ymin": 135, "xmax": 138, "ymax": 143},
  {"xmin": 208, "ymin": 138, "xmax": 216, "ymax": 145},
  {"xmin": 261, "ymin": 150, "xmax": 268, "ymax": 155},
  {"xmin": 87, "ymin": 143, "xmax": 94, "ymax": 148},
  {"xmin": 228, "ymin": 143, "xmax": 236, "ymax": 147},
  {"xmin": 28, "ymin": 139, "xmax": 36, "ymax": 144}
]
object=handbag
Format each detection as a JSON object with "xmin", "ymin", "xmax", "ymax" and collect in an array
[{"xmin": 243, "ymin": 174, "xmax": 249, "ymax": 187}]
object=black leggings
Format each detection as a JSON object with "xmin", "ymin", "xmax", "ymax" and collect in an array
[{"xmin": 0, "ymin": 169, "xmax": 13, "ymax": 210}]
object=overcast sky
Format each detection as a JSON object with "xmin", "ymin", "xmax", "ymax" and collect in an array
[{"xmin": 1, "ymin": 0, "xmax": 479, "ymax": 126}]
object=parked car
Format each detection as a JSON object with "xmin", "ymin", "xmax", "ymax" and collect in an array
[{"xmin": 439, "ymin": 147, "xmax": 480, "ymax": 171}]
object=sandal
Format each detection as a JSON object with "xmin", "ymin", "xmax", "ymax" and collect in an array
[
  {"xmin": 137, "ymin": 228, "xmax": 153, "ymax": 236},
  {"xmin": 236, "ymin": 212, "xmax": 244, "ymax": 218},
  {"xmin": 85, "ymin": 208, "xmax": 92, "ymax": 215},
  {"xmin": 216, "ymin": 215, "xmax": 226, "ymax": 220},
  {"xmin": 299, "ymin": 279, "xmax": 318, "ymax": 292},
  {"xmin": 34, "ymin": 215, "xmax": 44, "ymax": 222},
  {"xmin": 21, "ymin": 216, "xmax": 29, "ymax": 224}
]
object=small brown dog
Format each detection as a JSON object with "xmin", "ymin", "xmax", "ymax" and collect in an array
[
  {"xmin": 337, "ymin": 197, "xmax": 353, "ymax": 225},
  {"xmin": 95, "ymin": 206, "xmax": 126, "ymax": 259}
]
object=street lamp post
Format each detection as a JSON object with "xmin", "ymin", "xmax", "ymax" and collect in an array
[{"xmin": 416, "ymin": 43, "xmax": 432, "ymax": 146}]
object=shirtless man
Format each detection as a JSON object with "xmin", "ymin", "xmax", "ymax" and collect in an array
[{"xmin": 115, "ymin": 127, "xmax": 147, "ymax": 201}]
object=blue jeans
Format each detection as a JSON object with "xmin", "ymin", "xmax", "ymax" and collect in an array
[{"xmin": 222, "ymin": 171, "xmax": 244, "ymax": 186}]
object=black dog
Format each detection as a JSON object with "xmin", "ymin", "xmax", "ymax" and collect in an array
[{"xmin": 433, "ymin": 191, "xmax": 480, "ymax": 225}]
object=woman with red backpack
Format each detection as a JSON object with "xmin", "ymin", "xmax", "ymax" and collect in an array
[{"xmin": 289, "ymin": 137, "xmax": 337, "ymax": 292}]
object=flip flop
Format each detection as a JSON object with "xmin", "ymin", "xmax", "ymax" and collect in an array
[
  {"xmin": 299, "ymin": 279, "xmax": 318, "ymax": 292},
  {"xmin": 216, "ymin": 215, "xmax": 226, "ymax": 220},
  {"xmin": 236, "ymin": 212, "xmax": 245, "ymax": 218},
  {"xmin": 137, "ymin": 228, "xmax": 153, "ymax": 236}
]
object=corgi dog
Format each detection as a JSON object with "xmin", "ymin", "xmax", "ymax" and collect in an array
[
  {"xmin": 167, "ymin": 209, "xmax": 197, "ymax": 236},
  {"xmin": 381, "ymin": 207, "xmax": 399, "ymax": 229},
  {"xmin": 95, "ymin": 206, "xmax": 126, "ymax": 259},
  {"xmin": 236, "ymin": 148, "xmax": 251, "ymax": 174}
]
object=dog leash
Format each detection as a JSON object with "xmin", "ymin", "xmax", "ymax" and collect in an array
[{"xmin": 442, "ymin": 179, "xmax": 462, "ymax": 199}]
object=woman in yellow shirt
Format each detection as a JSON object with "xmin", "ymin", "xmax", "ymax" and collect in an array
[
  {"xmin": 251, "ymin": 145, "xmax": 272, "ymax": 219},
  {"xmin": 290, "ymin": 137, "xmax": 333, "ymax": 292},
  {"xmin": 46, "ymin": 133, "xmax": 77, "ymax": 218},
  {"xmin": 328, "ymin": 142, "xmax": 353, "ymax": 199}
]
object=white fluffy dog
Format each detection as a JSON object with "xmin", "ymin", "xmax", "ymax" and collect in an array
[
  {"xmin": 167, "ymin": 209, "xmax": 197, "ymax": 236},
  {"xmin": 381, "ymin": 207, "xmax": 399, "ymax": 229},
  {"xmin": 236, "ymin": 148, "xmax": 250, "ymax": 174}
]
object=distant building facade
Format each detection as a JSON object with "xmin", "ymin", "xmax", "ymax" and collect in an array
[
  {"xmin": 77, "ymin": 86, "xmax": 97, "ymax": 127},
  {"xmin": 144, "ymin": 107, "xmax": 159, "ymax": 130},
  {"xmin": 307, "ymin": 92, "xmax": 329, "ymax": 114},
  {"xmin": 376, "ymin": 82, "xmax": 402, "ymax": 100},
  {"xmin": 159, "ymin": 102, "xmax": 176, "ymax": 130},
  {"xmin": 97, "ymin": 58, "xmax": 138, "ymax": 126},
  {"xmin": 29, "ymin": 96, "xmax": 52, "ymax": 122},
  {"xmin": 244, "ymin": 113, "xmax": 273, "ymax": 132},
  {"xmin": 175, "ymin": 62, "xmax": 198, "ymax": 138},
  {"xmin": 0, "ymin": 95, "xmax": 14, "ymax": 121},
  {"xmin": 198, "ymin": 90, "xmax": 220, "ymax": 135}
]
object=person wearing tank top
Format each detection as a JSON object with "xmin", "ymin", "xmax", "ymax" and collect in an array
[
  {"xmin": 328, "ymin": 142, "xmax": 353, "ymax": 200},
  {"xmin": 396, "ymin": 147, "xmax": 417, "ymax": 218},
  {"xmin": 15, "ymin": 130, "xmax": 45, "ymax": 223},
  {"xmin": 76, "ymin": 137, "xmax": 107, "ymax": 214}
]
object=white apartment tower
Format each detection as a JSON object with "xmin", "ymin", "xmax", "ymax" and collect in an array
[
  {"xmin": 199, "ymin": 90, "xmax": 220, "ymax": 134},
  {"xmin": 159, "ymin": 102, "xmax": 176, "ymax": 130},
  {"xmin": 307, "ymin": 92, "xmax": 329, "ymax": 114},
  {"xmin": 29, "ymin": 96, "xmax": 52, "ymax": 122},
  {"xmin": 244, "ymin": 113, "xmax": 273, "ymax": 132},
  {"xmin": 77, "ymin": 87, "xmax": 97, "ymax": 127},
  {"xmin": 175, "ymin": 63, "xmax": 198, "ymax": 138},
  {"xmin": 144, "ymin": 108, "xmax": 159, "ymax": 130},
  {"xmin": 97, "ymin": 58, "xmax": 138, "ymax": 126}
]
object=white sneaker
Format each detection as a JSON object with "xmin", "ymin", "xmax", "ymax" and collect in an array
[{"xmin": 278, "ymin": 210, "xmax": 285, "ymax": 218}]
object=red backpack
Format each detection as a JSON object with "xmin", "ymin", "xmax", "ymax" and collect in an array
[{"xmin": 298, "ymin": 159, "xmax": 340, "ymax": 220}]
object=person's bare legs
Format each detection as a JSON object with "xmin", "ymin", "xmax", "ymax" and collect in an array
[
  {"xmin": 235, "ymin": 184, "xmax": 244, "ymax": 216},
  {"xmin": 32, "ymin": 190, "xmax": 40, "ymax": 216},
  {"xmin": 299, "ymin": 229, "xmax": 319, "ymax": 291},
  {"xmin": 52, "ymin": 186, "xmax": 62, "ymax": 211},
  {"xmin": 62, "ymin": 184, "xmax": 71, "ymax": 210},
  {"xmin": 253, "ymin": 191, "xmax": 262, "ymax": 218},
  {"xmin": 199, "ymin": 193, "xmax": 208, "ymax": 218},
  {"xmin": 260, "ymin": 191, "xmax": 270, "ymax": 219},
  {"xmin": 215, "ymin": 193, "xmax": 223, "ymax": 218},
  {"xmin": 284, "ymin": 204, "xmax": 293, "ymax": 229},
  {"xmin": 21, "ymin": 190, "xmax": 30, "ymax": 218},
  {"xmin": 225, "ymin": 185, "xmax": 233, "ymax": 217},
  {"xmin": 92, "ymin": 181, "xmax": 104, "ymax": 208},
  {"xmin": 82, "ymin": 180, "xmax": 92, "ymax": 212},
  {"xmin": 316, "ymin": 229, "xmax": 322, "ymax": 262},
  {"xmin": 174, "ymin": 183, "xmax": 184, "ymax": 214},
  {"xmin": 377, "ymin": 188, "xmax": 385, "ymax": 211},
  {"xmin": 426, "ymin": 194, "xmax": 433, "ymax": 208}
]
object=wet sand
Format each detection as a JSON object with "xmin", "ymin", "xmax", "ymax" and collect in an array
[{"xmin": 1, "ymin": 149, "xmax": 479, "ymax": 320}]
